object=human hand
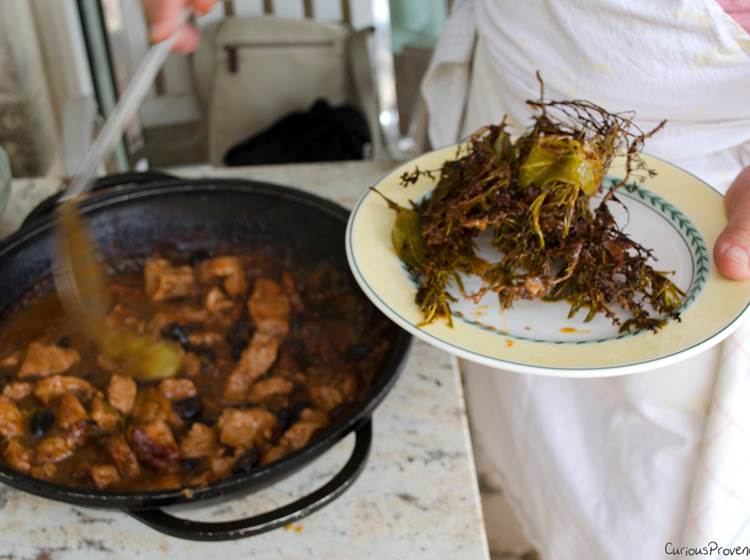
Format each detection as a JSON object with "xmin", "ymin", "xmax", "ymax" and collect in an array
[
  {"xmin": 714, "ymin": 166, "xmax": 750, "ymax": 280},
  {"xmin": 142, "ymin": 0, "xmax": 216, "ymax": 53}
]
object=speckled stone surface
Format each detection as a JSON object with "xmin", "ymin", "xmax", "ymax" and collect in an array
[{"xmin": 0, "ymin": 162, "xmax": 489, "ymax": 560}]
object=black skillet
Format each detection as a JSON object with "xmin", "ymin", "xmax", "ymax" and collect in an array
[{"xmin": 0, "ymin": 173, "xmax": 411, "ymax": 541}]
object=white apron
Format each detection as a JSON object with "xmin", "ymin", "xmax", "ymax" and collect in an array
[{"xmin": 421, "ymin": 1, "xmax": 750, "ymax": 558}]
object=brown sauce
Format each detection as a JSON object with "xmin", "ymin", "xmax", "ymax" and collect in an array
[{"xmin": 0, "ymin": 252, "xmax": 394, "ymax": 492}]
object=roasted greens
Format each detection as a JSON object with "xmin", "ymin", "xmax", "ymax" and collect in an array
[{"xmin": 378, "ymin": 81, "xmax": 684, "ymax": 332}]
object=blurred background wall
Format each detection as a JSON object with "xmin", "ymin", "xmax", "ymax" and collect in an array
[{"xmin": 0, "ymin": 0, "xmax": 449, "ymax": 177}]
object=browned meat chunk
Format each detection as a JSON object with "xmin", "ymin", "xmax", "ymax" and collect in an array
[
  {"xmin": 105, "ymin": 434, "xmax": 141, "ymax": 478},
  {"xmin": 281, "ymin": 270, "xmax": 304, "ymax": 311},
  {"xmin": 148, "ymin": 473, "xmax": 182, "ymax": 490},
  {"xmin": 159, "ymin": 378, "xmax": 197, "ymax": 401},
  {"xmin": 274, "ymin": 351, "xmax": 305, "ymax": 384},
  {"xmin": 205, "ymin": 286, "xmax": 234, "ymax": 313},
  {"xmin": 0, "ymin": 351, "xmax": 20, "ymax": 368},
  {"xmin": 131, "ymin": 387, "xmax": 181, "ymax": 429},
  {"xmin": 130, "ymin": 420, "xmax": 180, "ymax": 472},
  {"xmin": 209, "ymin": 450, "xmax": 237, "ymax": 478},
  {"xmin": 339, "ymin": 374, "xmax": 358, "ymax": 401},
  {"xmin": 188, "ymin": 330, "xmax": 224, "ymax": 347},
  {"xmin": 18, "ymin": 342, "xmax": 80, "ymax": 378},
  {"xmin": 300, "ymin": 408, "xmax": 330, "ymax": 424},
  {"xmin": 248, "ymin": 278, "xmax": 291, "ymax": 337},
  {"xmin": 200, "ymin": 256, "xmax": 247, "ymax": 297},
  {"xmin": 4, "ymin": 439, "xmax": 31, "ymax": 472},
  {"xmin": 260, "ymin": 445, "xmax": 288, "ymax": 465},
  {"xmin": 247, "ymin": 377, "xmax": 293, "ymax": 402},
  {"xmin": 90, "ymin": 395, "xmax": 120, "ymax": 433},
  {"xmin": 181, "ymin": 352, "xmax": 201, "ymax": 378},
  {"xmin": 180, "ymin": 423, "xmax": 217, "ymax": 459},
  {"xmin": 30, "ymin": 463, "xmax": 57, "ymax": 479},
  {"xmin": 217, "ymin": 408, "xmax": 277, "ymax": 448},
  {"xmin": 34, "ymin": 375, "xmax": 94, "ymax": 405},
  {"xmin": 68, "ymin": 421, "xmax": 90, "ymax": 449},
  {"xmin": 34, "ymin": 421, "xmax": 89, "ymax": 466},
  {"xmin": 2, "ymin": 382, "xmax": 32, "ymax": 401},
  {"xmin": 224, "ymin": 332, "xmax": 279, "ymax": 403},
  {"xmin": 223, "ymin": 376, "xmax": 250, "ymax": 407},
  {"xmin": 0, "ymin": 398, "xmax": 25, "ymax": 439},
  {"xmin": 107, "ymin": 374, "xmax": 137, "ymax": 415},
  {"xmin": 260, "ymin": 407, "xmax": 330, "ymax": 466},
  {"xmin": 144, "ymin": 258, "xmax": 195, "ymax": 301},
  {"xmin": 281, "ymin": 422, "xmax": 321, "ymax": 452},
  {"xmin": 35, "ymin": 436, "xmax": 75, "ymax": 464},
  {"xmin": 309, "ymin": 374, "xmax": 357, "ymax": 411},
  {"xmin": 281, "ymin": 271, "xmax": 304, "ymax": 312},
  {"xmin": 90, "ymin": 464, "xmax": 121, "ymax": 489},
  {"xmin": 185, "ymin": 470, "xmax": 211, "ymax": 488},
  {"xmin": 56, "ymin": 393, "xmax": 88, "ymax": 430},
  {"xmin": 309, "ymin": 385, "xmax": 344, "ymax": 412}
]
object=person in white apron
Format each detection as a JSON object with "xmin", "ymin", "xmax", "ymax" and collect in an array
[{"xmin": 422, "ymin": 1, "xmax": 750, "ymax": 558}]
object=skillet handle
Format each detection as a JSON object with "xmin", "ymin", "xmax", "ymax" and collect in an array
[{"xmin": 127, "ymin": 419, "xmax": 372, "ymax": 541}]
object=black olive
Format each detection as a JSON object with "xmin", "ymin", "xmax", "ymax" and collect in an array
[
  {"xmin": 57, "ymin": 335, "xmax": 72, "ymax": 348},
  {"xmin": 330, "ymin": 404, "xmax": 347, "ymax": 419},
  {"xmin": 162, "ymin": 323, "xmax": 191, "ymax": 348},
  {"xmin": 344, "ymin": 343, "xmax": 369, "ymax": 362},
  {"xmin": 279, "ymin": 400, "xmax": 311, "ymax": 430},
  {"xmin": 232, "ymin": 448, "xmax": 259, "ymax": 474},
  {"xmin": 275, "ymin": 408, "xmax": 290, "ymax": 430},
  {"xmin": 72, "ymin": 469, "xmax": 89, "ymax": 482},
  {"xmin": 290, "ymin": 314, "xmax": 305, "ymax": 331},
  {"xmin": 229, "ymin": 346, "xmax": 244, "ymax": 362},
  {"xmin": 190, "ymin": 345, "xmax": 217, "ymax": 364},
  {"xmin": 281, "ymin": 338, "xmax": 306, "ymax": 358},
  {"xmin": 226, "ymin": 321, "xmax": 254, "ymax": 361},
  {"xmin": 30, "ymin": 410, "xmax": 55, "ymax": 437},
  {"xmin": 188, "ymin": 249, "xmax": 211, "ymax": 266},
  {"xmin": 287, "ymin": 339, "xmax": 310, "ymax": 371},
  {"xmin": 181, "ymin": 458, "xmax": 201, "ymax": 471},
  {"xmin": 172, "ymin": 396, "xmax": 203, "ymax": 422}
]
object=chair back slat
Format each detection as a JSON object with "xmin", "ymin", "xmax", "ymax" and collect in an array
[
  {"xmin": 303, "ymin": 0, "xmax": 314, "ymax": 18},
  {"xmin": 221, "ymin": 0, "xmax": 354, "ymax": 23},
  {"xmin": 340, "ymin": 0, "xmax": 352, "ymax": 25}
]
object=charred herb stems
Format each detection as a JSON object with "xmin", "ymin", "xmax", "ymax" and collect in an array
[{"xmin": 380, "ymin": 82, "xmax": 683, "ymax": 333}]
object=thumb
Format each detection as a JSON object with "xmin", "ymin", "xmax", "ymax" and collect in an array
[{"xmin": 714, "ymin": 166, "xmax": 750, "ymax": 280}]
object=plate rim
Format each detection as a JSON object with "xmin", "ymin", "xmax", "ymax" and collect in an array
[{"xmin": 345, "ymin": 147, "xmax": 750, "ymax": 377}]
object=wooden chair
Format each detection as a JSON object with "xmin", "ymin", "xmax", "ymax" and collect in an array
[{"xmin": 191, "ymin": 0, "xmax": 409, "ymax": 165}]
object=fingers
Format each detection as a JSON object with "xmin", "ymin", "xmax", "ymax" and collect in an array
[
  {"xmin": 191, "ymin": 0, "xmax": 216, "ymax": 15},
  {"xmin": 172, "ymin": 25, "xmax": 201, "ymax": 53},
  {"xmin": 714, "ymin": 166, "xmax": 750, "ymax": 280},
  {"xmin": 143, "ymin": 0, "xmax": 185, "ymax": 43},
  {"xmin": 143, "ymin": 0, "xmax": 215, "ymax": 52}
]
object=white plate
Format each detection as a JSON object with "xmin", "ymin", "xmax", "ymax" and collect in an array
[{"xmin": 346, "ymin": 146, "xmax": 750, "ymax": 377}]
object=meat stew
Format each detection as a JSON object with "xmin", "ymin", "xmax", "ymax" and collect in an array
[{"xmin": 0, "ymin": 251, "xmax": 393, "ymax": 492}]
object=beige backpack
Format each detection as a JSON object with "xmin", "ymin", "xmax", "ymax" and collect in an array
[{"xmin": 192, "ymin": 16, "xmax": 381, "ymax": 166}]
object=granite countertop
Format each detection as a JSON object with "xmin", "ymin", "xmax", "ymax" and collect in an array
[{"xmin": 0, "ymin": 161, "xmax": 489, "ymax": 560}]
